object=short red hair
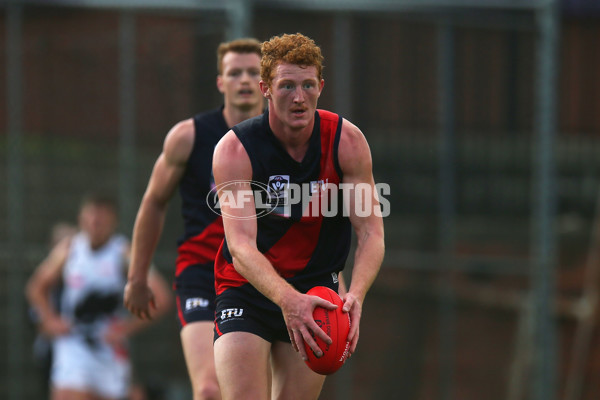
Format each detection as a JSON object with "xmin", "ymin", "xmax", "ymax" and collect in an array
[{"xmin": 260, "ymin": 33, "xmax": 324, "ymax": 87}]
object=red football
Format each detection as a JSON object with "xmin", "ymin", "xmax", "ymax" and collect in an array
[{"xmin": 304, "ymin": 286, "xmax": 351, "ymax": 375}]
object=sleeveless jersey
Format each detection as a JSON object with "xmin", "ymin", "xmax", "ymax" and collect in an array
[
  {"xmin": 175, "ymin": 107, "xmax": 228, "ymax": 286},
  {"xmin": 214, "ymin": 109, "xmax": 352, "ymax": 296},
  {"xmin": 60, "ymin": 232, "xmax": 129, "ymax": 349}
]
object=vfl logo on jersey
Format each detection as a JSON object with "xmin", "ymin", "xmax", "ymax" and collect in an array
[
  {"xmin": 220, "ymin": 308, "xmax": 244, "ymax": 321},
  {"xmin": 267, "ymin": 175, "xmax": 290, "ymax": 205},
  {"xmin": 185, "ymin": 297, "xmax": 209, "ymax": 311}
]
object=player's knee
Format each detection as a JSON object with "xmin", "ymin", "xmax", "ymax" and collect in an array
[{"xmin": 193, "ymin": 380, "xmax": 220, "ymax": 400}]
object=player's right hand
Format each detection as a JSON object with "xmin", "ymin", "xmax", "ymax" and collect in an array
[
  {"xmin": 123, "ymin": 280, "xmax": 156, "ymax": 320},
  {"xmin": 41, "ymin": 315, "xmax": 71, "ymax": 337},
  {"xmin": 281, "ymin": 291, "xmax": 336, "ymax": 361}
]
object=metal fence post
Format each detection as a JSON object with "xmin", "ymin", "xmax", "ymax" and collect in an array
[
  {"xmin": 119, "ymin": 11, "xmax": 137, "ymax": 229},
  {"xmin": 531, "ymin": 1, "xmax": 559, "ymax": 399},
  {"xmin": 438, "ymin": 20, "xmax": 457, "ymax": 400},
  {"xmin": 6, "ymin": 4, "xmax": 25, "ymax": 400}
]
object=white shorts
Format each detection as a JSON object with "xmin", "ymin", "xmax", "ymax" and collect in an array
[{"xmin": 51, "ymin": 335, "xmax": 131, "ymax": 399}]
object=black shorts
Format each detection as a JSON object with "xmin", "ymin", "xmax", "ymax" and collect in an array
[
  {"xmin": 174, "ymin": 267, "xmax": 216, "ymax": 329},
  {"xmin": 214, "ymin": 272, "xmax": 340, "ymax": 343}
]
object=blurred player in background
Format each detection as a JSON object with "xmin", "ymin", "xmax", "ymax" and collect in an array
[
  {"xmin": 211, "ymin": 33, "xmax": 385, "ymax": 399},
  {"xmin": 123, "ymin": 38, "xmax": 265, "ymax": 400},
  {"xmin": 29, "ymin": 222, "xmax": 77, "ymax": 399},
  {"xmin": 26, "ymin": 192, "xmax": 172, "ymax": 400}
]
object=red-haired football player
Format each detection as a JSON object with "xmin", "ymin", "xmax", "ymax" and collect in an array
[{"xmin": 212, "ymin": 33, "xmax": 385, "ymax": 400}]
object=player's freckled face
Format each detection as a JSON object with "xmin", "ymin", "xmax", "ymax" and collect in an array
[{"xmin": 265, "ymin": 63, "xmax": 324, "ymax": 131}]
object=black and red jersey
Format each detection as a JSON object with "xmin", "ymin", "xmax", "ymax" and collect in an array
[
  {"xmin": 174, "ymin": 107, "xmax": 227, "ymax": 287},
  {"xmin": 214, "ymin": 109, "xmax": 352, "ymax": 295}
]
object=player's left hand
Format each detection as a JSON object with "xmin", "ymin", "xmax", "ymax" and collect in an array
[
  {"xmin": 104, "ymin": 320, "xmax": 128, "ymax": 348},
  {"xmin": 341, "ymin": 292, "xmax": 362, "ymax": 356}
]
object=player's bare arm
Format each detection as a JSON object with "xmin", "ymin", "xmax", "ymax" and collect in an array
[
  {"xmin": 213, "ymin": 131, "xmax": 336, "ymax": 360},
  {"xmin": 338, "ymin": 119, "xmax": 385, "ymax": 355},
  {"xmin": 125, "ymin": 119, "xmax": 194, "ymax": 320},
  {"xmin": 25, "ymin": 236, "xmax": 72, "ymax": 337}
]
